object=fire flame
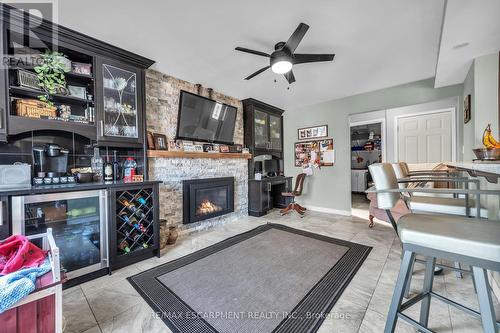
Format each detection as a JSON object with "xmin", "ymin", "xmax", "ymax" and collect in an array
[{"xmin": 196, "ymin": 199, "xmax": 222, "ymax": 215}]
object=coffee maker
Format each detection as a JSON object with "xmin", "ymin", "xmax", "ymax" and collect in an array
[{"xmin": 33, "ymin": 144, "xmax": 69, "ymax": 177}]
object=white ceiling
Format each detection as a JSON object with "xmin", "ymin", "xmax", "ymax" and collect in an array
[
  {"xmin": 56, "ymin": 0, "xmax": 445, "ymax": 109},
  {"xmin": 434, "ymin": 0, "xmax": 500, "ymax": 88}
]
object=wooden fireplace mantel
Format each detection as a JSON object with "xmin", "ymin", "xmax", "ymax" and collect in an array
[{"xmin": 147, "ymin": 150, "xmax": 252, "ymax": 159}]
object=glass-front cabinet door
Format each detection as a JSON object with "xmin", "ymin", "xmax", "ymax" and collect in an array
[
  {"xmin": 269, "ymin": 114, "xmax": 282, "ymax": 151},
  {"xmin": 96, "ymin": 58, "xmax": 143, "ymax": 146},
  {"xmin": 254, "ymin": 109, "xmax": 269, "ymax": 149},
  {"xmin": 11, "ymin": 190, "xmax": 108, "ymax": 279}
]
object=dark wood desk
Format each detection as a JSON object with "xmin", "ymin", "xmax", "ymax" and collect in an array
[{"xmin": 248, "ymin": 176, "xmax": 293, "ymax": 217}]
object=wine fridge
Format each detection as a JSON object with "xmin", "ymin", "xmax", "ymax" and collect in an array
[{"xmin": 11, "ymin": 190, "xmax": 109, "ymax": 279}]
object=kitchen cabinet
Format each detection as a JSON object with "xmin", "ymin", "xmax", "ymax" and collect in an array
[
  {"xmin": 351, "ymin": 169, "xmax": 368, "ymax": 193},
  {"xmin": 243, "ymin": 98, "xmax": 284, "ymax": 156},
  {"xmin": 96, "ymin": 57, "xmax": 145, "ymax": 147}
]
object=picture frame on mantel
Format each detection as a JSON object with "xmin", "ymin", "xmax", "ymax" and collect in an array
[
  {"xmin": 153, "ymin": 133, "xmax": 167, "ymax": 150},
  {"xmin": 298, "ymin": 125, "xmax": 328, "ymax": 140},
  {"xmin": 464, "ymin": 94, "xmax": 471, "ymax": 124}
]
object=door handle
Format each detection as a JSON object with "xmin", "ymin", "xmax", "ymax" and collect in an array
[
  {"xmin": 100, "ymin": 120, "xmax": 104, "ymax": 135},
  {"xmin": 267, "ymin": 182, "xmax": 271, "ymax": 192},
  {"xmin": 0, "ymin": 200, "xmax": 4, "ymax": 226}
]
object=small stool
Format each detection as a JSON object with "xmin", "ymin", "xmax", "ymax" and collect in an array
[{"xmin": 385, "ymin": 215, "xmax": 500, "ymax": 333}]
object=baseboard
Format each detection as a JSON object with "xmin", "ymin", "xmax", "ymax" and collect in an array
[{"xmin": 305, "ymin": 205, "xmax": 351, "ymax": 216}]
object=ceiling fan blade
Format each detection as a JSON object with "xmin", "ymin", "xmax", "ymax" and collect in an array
[
  {"xmin": 285, "ymin": 23, "xmax": 309, "ymax": 53},
  {"xmin": 293, "ymin": 53, "xmax": 335, "ymax": 64},
  {"xmin": 284, "ymin": 70, "xmax": 295, "ymax": 84},
  {"xmin": 235, "ymin": 47, "xmax": 270, "ymax": 57},
  {"xmin": 244, "ymin": 66, "xmax": 271, "ymax": 80}
]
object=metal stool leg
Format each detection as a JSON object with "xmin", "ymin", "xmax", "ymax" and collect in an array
[
  {"xmin": 472, "ymin": 266, "xmax": 498, "ymax": 333},
  {"xmin": 404, "ymin": 256, "xmax": 416, "ymax": 298},
  {"xmin": 454, "ymin": 261, "xmax": 463, "ymax": 278},
  {"xmin": 419, "ymin": 256, "xmax": 436, "ymax": 329},
  {"xmin": 385, "ymin": 250, "xmax": 416, "ymax": 333}
]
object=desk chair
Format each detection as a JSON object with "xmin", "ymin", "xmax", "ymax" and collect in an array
[{"xmin": 281, "ymin": 173, "xmax": 306, "ymax": 217}]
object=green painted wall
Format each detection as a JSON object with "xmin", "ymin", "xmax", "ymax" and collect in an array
[
  {"xmin": 473, "ymin": 53, "xmax": 499, "ymax": 147},
  {"xmin": 283, "ymin": 78, "xmax": 463, "ymax": 212},
  {"xmin": 462, "ymin": 63, "xmax": 475, "ymax": 161}
]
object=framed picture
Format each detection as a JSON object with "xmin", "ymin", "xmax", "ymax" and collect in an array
[
  {"xmin": 168, "ymin": 140, "xmax": 177, "ymax": 151},
  {"xmin": 147, "ymin": 132, "xmax": 155, "ymax": 150},
  {"xmin": 202, "ymin": 144, "xmax": 213, "ymax": 152},
  {"xmin": 294, "ymin": 138, "xmax": 334, "ymax": 167},
  {"xmin": 464, "ymin": 94, "xmax": 471, "ymax": 124},
  {"xmin": 194, "ymin": 144, "xmax": 204, "ymax": 152},
  {"xmin": 153, "ymin": 133, "xmax": 167, "ymax": 150},
  {"xmin": 298, "ymin": 125, "xmax": 328, "ymax": 140},
  {"xmin": 183, "ymin": 141, "xmax": 195, "ymax": 152},
  {"xmin": 219, "ymin": 145, "xmax": 229, "ymax": 153}
]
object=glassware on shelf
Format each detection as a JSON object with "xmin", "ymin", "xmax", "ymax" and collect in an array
[{"xmin": 102, "ymin": 64, "xmax": 138, "ymax": 139}]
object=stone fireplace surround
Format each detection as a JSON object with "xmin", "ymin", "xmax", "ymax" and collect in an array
[{"xmin": 145, "ymin": 69, "xmax": 248, "ymax": 240}]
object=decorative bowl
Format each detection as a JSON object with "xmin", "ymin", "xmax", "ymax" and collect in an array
[{"xmin": 473, "ymin": 148, "xmax": 500, "ymax": 160}]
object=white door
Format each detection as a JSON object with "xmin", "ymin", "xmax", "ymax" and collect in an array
[{"xmin": 397, "ymin": 111, "xmax": 452, "ymax": 164}]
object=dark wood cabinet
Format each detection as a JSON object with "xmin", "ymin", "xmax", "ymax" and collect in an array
[
  {"xmin": 95, "ymin": 57, "xmax": 145, "ymax": 147},
  {"xmin": 248, "ymin": 177, "xmax": 292, "ymax": 217},
  {"xmin": 243, "ymin": 98, "xmax": 284, "ymax": 157},
  {"xmin": 109, "ymin": 182, "xmax": 160, "ymax": 271},
  {"xmin": 0, "ymin": 4, "xmax": 153, "ymax": 146}
]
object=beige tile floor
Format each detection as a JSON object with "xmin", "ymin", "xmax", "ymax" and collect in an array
[{"xmin": 63, "ymin": 195, "xmax": 497, "ymax": 332}]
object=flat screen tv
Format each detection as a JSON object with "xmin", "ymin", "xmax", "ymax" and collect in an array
[{"xmin": 176, "ymin": 91, "xmax": 237, "ymax": 145}]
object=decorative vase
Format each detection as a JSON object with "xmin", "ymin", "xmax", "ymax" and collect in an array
[
  {"xmin": 159, "ymin": 225, "xmax": 169, "ymax": 250},
  {"xmin": 166, "ymin": 226, "xmax": 178, "ymax": 245}
]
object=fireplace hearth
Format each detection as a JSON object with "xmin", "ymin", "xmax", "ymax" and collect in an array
[{"xmin": 183, "ymin": 177, "xmax": 234, "ymax": 224}]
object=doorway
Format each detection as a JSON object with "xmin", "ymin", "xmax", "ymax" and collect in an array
[{"xmin": 349, "ymin": 119, "xmax": 385, "ymax": 219}]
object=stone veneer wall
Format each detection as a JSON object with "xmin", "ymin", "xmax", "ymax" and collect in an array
[{"xmin": 145, "ymin": 69, "xmax": 248, "ymax": 237}]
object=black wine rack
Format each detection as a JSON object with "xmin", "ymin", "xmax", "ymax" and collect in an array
[{"xmin": 115, "ymin": 187, "xmax": 155, "ymax": 255}]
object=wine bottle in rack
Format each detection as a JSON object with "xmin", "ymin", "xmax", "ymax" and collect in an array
[
  {"xmin": 118, "ymin": 239, "xmax": 131, "ymax": 253},
  {"xmin": 135, "ymin": 209, "xmax": 147, "ymax": 220},
  {"xmin": 119, "ymin": 199, "xmax": 138, "ymax": 213},
  {"xmin": 119, "ymin": 211, "xmax": 130, "ymax": 223},
  {"xmin": 136, "ymin": 196, "xmax": 147, "ymax": 205}
]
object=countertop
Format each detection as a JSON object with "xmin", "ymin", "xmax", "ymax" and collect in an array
[
  {"xmin": 0, "ymin": 180, "xmax": 162, "ymax": 196},
  {"xmin": 446, "ymin": 162, "xmax": 500, "ymax": 176}
]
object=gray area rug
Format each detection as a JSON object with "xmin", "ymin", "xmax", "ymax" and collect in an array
[{"xmin": 128, "ymin": 224, "xmax": 371, "ymax": 333}]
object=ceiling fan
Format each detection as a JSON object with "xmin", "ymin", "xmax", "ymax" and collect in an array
[{"xmin": 235, "ymin": 23, "xmax": 335, "ymax": 84}]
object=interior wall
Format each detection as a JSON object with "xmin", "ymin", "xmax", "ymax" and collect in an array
[
  {"xmin": 473, "ymin": 52, "xmax": 499, "ymax": 147},
  {"xmin": 460, "ymin": 52, "xmax": 499, "ymax": 159},
  {"xmin": 283, "ymin": 78, "xmax": 463, "ymax": 213},
  {"xmin": 462, "ymin": 63, "xmax": 476, "ymax": 161}
]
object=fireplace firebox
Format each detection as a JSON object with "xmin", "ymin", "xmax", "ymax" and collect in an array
[{"xmin": 183, "ymin": 177, "xmax": 234, "ymax": 224}]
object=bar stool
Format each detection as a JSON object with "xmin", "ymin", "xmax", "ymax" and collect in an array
[{"xmin": 368, "ymin": 164, "xmax": 500, "ymax": 333}]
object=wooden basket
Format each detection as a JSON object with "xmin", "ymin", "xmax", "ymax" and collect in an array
[{"xmin": 15, "ymin": 99, "xmax": 57, "ymax": 118}]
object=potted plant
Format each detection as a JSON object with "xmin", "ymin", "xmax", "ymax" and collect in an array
[{"xmin": 34, "ymin": 51, "xmax": 69, "ymax": 106}]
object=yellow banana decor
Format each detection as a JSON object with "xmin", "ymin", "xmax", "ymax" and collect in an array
[{"xmin": 482, "ymin": 124, "xmax": 500, "ymax": 149}]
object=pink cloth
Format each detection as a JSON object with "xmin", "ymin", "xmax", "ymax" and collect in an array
[
  {"xmin": 367, "ymin": 192, "xmax": 410, "ymax": 222},
  {"xmin": 0, "ymin": 235, "xmax": 46, "ymax": 275}
]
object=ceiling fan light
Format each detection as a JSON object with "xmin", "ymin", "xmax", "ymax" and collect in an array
[{"xmin": 271, "ymin": 60, "xmax": 292, "ymax": 74}]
